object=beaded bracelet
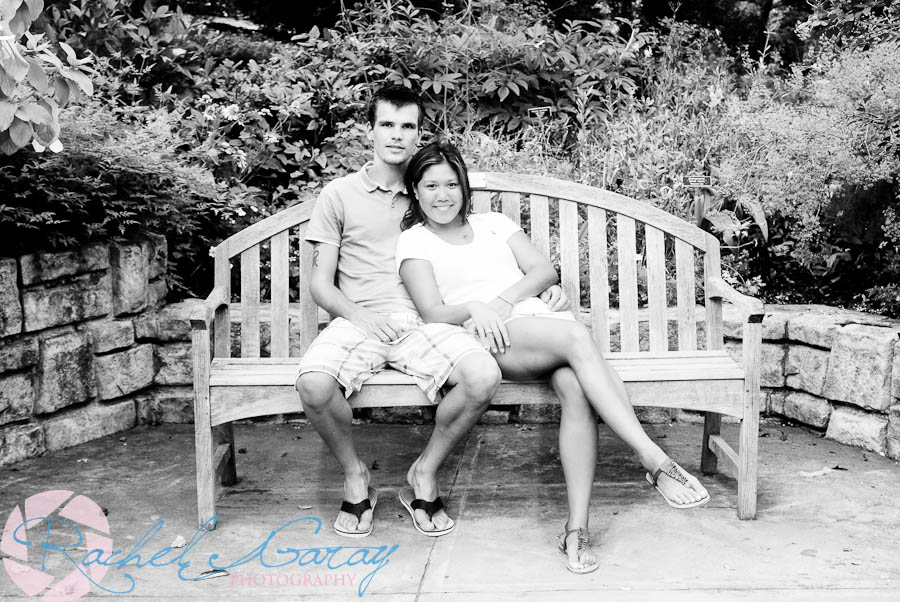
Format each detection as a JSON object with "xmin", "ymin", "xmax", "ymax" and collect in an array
[{"xmin": 498, "ymin": 294, "xmax": 514, "ymax": 306}]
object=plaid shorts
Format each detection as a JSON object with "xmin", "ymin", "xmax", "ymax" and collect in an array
[{"xmin": 297, "ymin": 313, "xmax": 490, "ymax": 402}]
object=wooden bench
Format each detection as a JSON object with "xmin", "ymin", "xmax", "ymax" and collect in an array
[{"xmin": 190, "ymin": 172, "xmax": 764, "ymax": 528}]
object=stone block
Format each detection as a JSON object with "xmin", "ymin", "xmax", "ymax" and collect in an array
[
  {"xmin": 0, "ymin": 424, "xmax": 45, "ymax": 467},
  {"xmin": 479, "ymin": 409, "xmax": 510, "ymax": 425},
  {"xmin": 635, "ymin": 407, "xmax": 676, "ymax": 423},
  {"xmin": 725, "ymin": 341, "xmax": 786, "ymax": 388},
  {"xmin": 783, "ymin": 391, "xmax": 832, "ymax": 429},
  {"xmin": 87, "ymin": 319, "xmax": 134, "ymax": 354},
  {"xmin": 110, "ymin": 242, "xmax": 149, "ymax": 316},
  {"xmin": 766, "ymin": 388, "xmax": 787, "ymax": 415},
  {"xmin": 23, "ymin": 272, "xmax": 112, "ymax": 331},
  {"xmin": 0, "ymin": 258, "xmax": 22, "ymax": 337},
  {"xmin": 19, "ymin": 244, "xmax": 108, "ymax": 286},
  {"xmin": 136, "ymin": 386, "xmax": 194, "ymax": 425},
  {"xmin": 785, "ymin": 345, "xmax": 829, "ymax": 397},
  {"xmin": 825, "ymin": 405, "xmax": 888, "ymax": 455},
  {"xmin": 517, "ymin": 404, "xmax": 562, "ymax": 424},
  {"xmin": 0, "ymin": 337, "xmax": 38, "ymax": 372},
  {"xmin": 760, "ymin": 306, "xmax": 791, "ymax": 340},
  {"xmin": 36, "ymin": 332, "xmax": 96, "ymax": 414},
  {"xmin": 0, "ymin": 372, "xmax": 34, "ymax": 425},
  {"xmin": 787, "ymin": 311, "xmax": 842, "ymax": 348},
  {"xmin": 822, "ymin": 324, "xmax": 897, "ymax": 411},
  {"xmin": 722, "ymin": 305, "xmax": 785, "ymax": 341},
  {"xmin": 43, "ymin": 400, "xmax": 136, "ymax": 452},
  {"xmin": 94, "ymin": 344, "xmax": 154, "ymax": 400},
  {"xmin": 148, "ymin": 278, "xmax": 168, "ymax": 309},
  {"xmin": 887, "ymin": 405, "xmax": 900, "ymax": 461},
  {"xmin": 142, "ymin": 233, "xmax": 168, "ymax": 280},
  {"xmin": 368, "ymin": 407, "xmax": 424, "ymax": 425},
  {"xmin": 155, "ymin": 342, "xmax": 193, "ymax": 385},
  {"xmin": 893, "ymin": 340, "xmax": 900, "ymax": 404}
]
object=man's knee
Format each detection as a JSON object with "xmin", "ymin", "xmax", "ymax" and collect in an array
[
  {"xmin": 295, "ymin": 372, "xmax": 340, "ymax": 411},
  {"xmin": 453, "ymin": 355, "xmax": 501, "ymax": 404}
]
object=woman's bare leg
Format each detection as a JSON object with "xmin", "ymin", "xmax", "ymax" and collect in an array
[
  {"xmin": 494, "ymin": 318, "xmax": 708, "ymax": 506},
  {"xmin": 551, "ymin": 367, "xmax": 598, "ymax": 569}
]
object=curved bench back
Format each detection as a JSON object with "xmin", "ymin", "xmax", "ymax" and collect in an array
[{"xmin": 210, "ymin": 173, "xmax": 724, "ymax": 360}]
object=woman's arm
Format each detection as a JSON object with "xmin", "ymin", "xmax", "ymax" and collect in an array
[
  {"xmin": 400, "ymin": 258, "xmax": 511, "ymax": 353},
  {"xmin": 493, "ymin": 231, "xmax": 559, "ymax": 306}
]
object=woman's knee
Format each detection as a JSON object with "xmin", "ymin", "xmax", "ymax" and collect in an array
[
  {"xmin": 564, "ymin": 323, "xmax": 599, "ymax": 362},
  {"xmin": 295, "ymin": 372, "xmax": 340, "ymax": 411},
  {"xmin": 551, "ymin": 368, "xmax": 593, "ymax": 417}
]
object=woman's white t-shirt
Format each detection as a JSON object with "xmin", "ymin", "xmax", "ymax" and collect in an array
[{"xmin": 396, "ymin": 212, "xmax": 559, "ymax": 316}]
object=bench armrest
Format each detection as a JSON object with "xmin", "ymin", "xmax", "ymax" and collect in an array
[
  {"xmin": 706, "ymin": 276, "xmax": 764, "ymax": 323},
  {"xmin": 190, "ymin": 286, "xmax": 228, "ymax": 330}
]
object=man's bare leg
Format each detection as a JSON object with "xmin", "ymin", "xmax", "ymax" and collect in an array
[
  {"xmin": 406, "ymin": 354, "xmax": 500, "ymax": 533},
  {"xmin": 296, "ymin": 372, "xmax": 372, "ymax": 534}
]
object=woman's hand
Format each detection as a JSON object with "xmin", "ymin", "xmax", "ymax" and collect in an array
[{"xmin": 466, "ymin": 301, "xmax": 510, "ymax": 354}]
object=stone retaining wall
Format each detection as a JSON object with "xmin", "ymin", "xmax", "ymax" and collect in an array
[
  {"xmin": 3, "ymin": 240, "xmax": 899, "ymax": 466},
  {"xmin": 0, "ymin": 237, "xmax": 170, "ymax": 466}
]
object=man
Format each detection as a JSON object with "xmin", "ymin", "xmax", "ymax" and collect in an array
[{"xmin": 296, "ymin": 84, "xmax": 564, "ymax": 538}]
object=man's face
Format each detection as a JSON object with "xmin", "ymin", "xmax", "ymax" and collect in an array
[{"xmin": 367, "ymin": 101, "xmax": 421, "ymax": 166}]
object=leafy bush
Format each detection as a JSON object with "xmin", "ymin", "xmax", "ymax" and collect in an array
[{"xmin": 0, "ymin": 98, "xmax": 251, "ymax": 296}]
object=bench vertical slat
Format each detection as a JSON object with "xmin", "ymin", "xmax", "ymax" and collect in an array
[
  {"xmin": 270, "ymin": 231, "xmax": 290, "ymax": 357},
  {"xmin": 587, "ymin": 207, "xmax": 610, "ymax": 352},
  {"xmin": 703, "ymin": 236, "xmax": 724, "ymax": 350},
  {"xmin": 675, "ymin": 239, "xmax": 697, "ymax": 351},
  {"xmin": 213, "ymin": 246, "xmax": 231, "ymax": 359},
  {"xmin": 297, "ymin": 224, "xmax": 318, "ymax": 356},
  {"xmin": 473, "ymin": 190, "xmax": 492, "ymax": 214},
  {"xmin": 240, "ymin": 244, "xmax": 261, "ymax": 358},
  {"xmin": 617, "ymin": 215, "xmax": 640, "ymax": 351},
  {"xmin": 530, "ymin": 194, "xmax": 551, "ymax": 257},
  {"xmin": 701, "ymin": 235, "xmax": 724, "ymax": 476},
  {"xmin": 645, "ymin": 225, "xmax": 667, "ymax": 351},
  {"xmin": 501, "ymin": 192, "xmax": 521, "ymax": 225},
  {"xmin": 559, "ymin": 200, "xmax": 580, "ymax": 311}
]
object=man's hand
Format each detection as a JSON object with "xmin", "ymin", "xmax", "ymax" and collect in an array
[
  {"xmin": 347, "ymin": 307, "xmax": 407, "ymax": 343},
  {"xmin": 539, "ymin": 284, "xmax": 570, "ymax": 312}
]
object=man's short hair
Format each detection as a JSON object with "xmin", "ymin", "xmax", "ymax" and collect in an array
[{"xmin": 365, "ymin": 84, "xmax": 426, "ymax": 129}]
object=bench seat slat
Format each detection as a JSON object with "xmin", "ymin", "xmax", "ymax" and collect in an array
[{"xmin": 209, "ymin": 379, "xmax": 745, "ymax": 426}]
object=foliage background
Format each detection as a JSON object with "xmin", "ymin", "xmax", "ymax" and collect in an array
[{"xmin": 0, "ymin": 0, "xmax": 898, "ymax": 314}]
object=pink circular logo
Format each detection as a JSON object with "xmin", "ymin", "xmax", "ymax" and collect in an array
[{"xmin": 1, "ymin": 490, "xmax": 113, "ymax": 602}]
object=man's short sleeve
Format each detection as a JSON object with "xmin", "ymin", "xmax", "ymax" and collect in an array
[
  {"xmin": 305, "ymin": 183, "xmax": 343, "ymax": 246},
  {"xmin": 395, "ymin": 226, "xmax": 432, "ymax": 276}
]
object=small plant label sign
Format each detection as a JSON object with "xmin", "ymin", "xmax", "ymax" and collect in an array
[{"xmin": 681, "ymin": 175, "xmax": 712, "ymax": 187}]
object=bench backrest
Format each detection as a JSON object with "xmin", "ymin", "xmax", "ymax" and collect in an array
[{"xmin": 210, "ymin": 172, "xmax": 724, "ymax": 360}]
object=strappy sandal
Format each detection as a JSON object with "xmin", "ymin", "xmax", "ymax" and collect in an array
[
  {"xmin": 557, "ymin": 523, "xmax": 599, "ymax": 574},
  {"xmin": 398, "ymin": 486, "xmax": 455, "ymax": 537},
  {"xmin": 333, "ymin": 486, "xmax": 378, "ymax": 538},
  {"xmin": 645, "ymin": 458, "xmax": 710, "ymax": 509}
]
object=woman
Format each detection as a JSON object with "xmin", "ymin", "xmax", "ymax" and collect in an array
[{"xmin": 396, "ymin": 140, "xmax": 710, "ymax": 574}]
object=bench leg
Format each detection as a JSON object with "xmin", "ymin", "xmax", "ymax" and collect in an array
[
  {"xmin": 737, "ymin": 321, "xmax": 762, "ymax": 520},
  {"xmin": 192, "ymin": 328, "xmax": 217, "ymax": 530},
  {"xmin": 701, "ymin": 412, "xmax": 721, "ymax": 475},
  {"xmin": 214, "ymin": 423, "xmax": 238, "ymax": 486}
]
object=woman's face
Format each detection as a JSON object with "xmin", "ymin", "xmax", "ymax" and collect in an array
[{"xmin": 414, "ymin": 161, "xmax": 464, "ymax": 228}]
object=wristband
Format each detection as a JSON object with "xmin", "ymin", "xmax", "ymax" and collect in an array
[{"xmin": 498, "ymin": 294, "xmax": 514, "ymax": 307}]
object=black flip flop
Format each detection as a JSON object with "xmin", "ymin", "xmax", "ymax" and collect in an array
[
  {"xmin": 398, "ymin": 486, "xmax": 455, "ymax": 537},
  {"xmin": 333, "ymin": 486, "xmax": 378, "ymax": 538}
]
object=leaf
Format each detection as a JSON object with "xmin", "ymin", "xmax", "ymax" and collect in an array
[
  {"xmin": 8, "ymin": 116, "xmax": 33, "ymax": 148},
  {"xmin": 58, "ymin": 41, "xmax": 78, "ymax": 66},
  {"xmin": 498, "ymin": 86, "xmax": 509, "ymax": 101},
  {"xmin": 24, "ymin": 0, "xmax": 43, "ymax": 21},
  {"xmin": 60, "ymin": 66, "xmax": 93, "ymax": 95},
  {"xmin": 0, "ymin": 100, "xmax": 16, "ymax": 130},
  {"xmin": 738, "ymin": 197, "xmax": 768, "ymax": 241},
  {"xmin": 52, "ymin": 76, "xmax": 70, "ymax": 106},
  {"xmin": 25, "ymin": 56, "xmax": 48, "ymax": 92},
  {"xmin": 0, "ymin": 42, "xmax": 30, "ymax": 82},
  {"xmin": 15, "ymin": 101, "xmax": 51, "ymax": 125}
]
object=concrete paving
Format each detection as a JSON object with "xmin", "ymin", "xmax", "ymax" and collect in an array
[{"xmin": 2, "ymin": 419, "xmax": 899, "ymax": 601}]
